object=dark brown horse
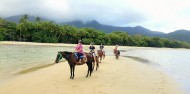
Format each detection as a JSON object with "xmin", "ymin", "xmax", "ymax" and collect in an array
[
  {"xmin": 113, "ymin": 49, "xmax": 120, "ymax": 59},
  {"xmin": 55, "ymin": 51, "xmax": 97, "ymax": 79},
  {"xmin": 97, "ymin": 50, "xmax": 105, "ymax": 63}
]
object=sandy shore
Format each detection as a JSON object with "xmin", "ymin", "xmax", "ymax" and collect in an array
[
  {"xmin": 1, "ymin": 41, "xmax": 187, "ymax": 51},
  {"xmin": 0, "ymin": 55, "xmax": 184, "ymax": 94}
]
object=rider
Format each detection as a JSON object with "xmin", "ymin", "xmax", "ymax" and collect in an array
[
  {"xmin": 100, "ymin": 43, "xmax": 105, "ymax": 55},
  {"xmin": 75, "ymin": 40, "xmax": 84, "ymax": 63},
  {"xmin": 89, "ymin": 43, "xmax": 96, "ymax": 61},
  {"xmin": 114, "ymin": 44, "xmax": 119, "ymax": 55}
]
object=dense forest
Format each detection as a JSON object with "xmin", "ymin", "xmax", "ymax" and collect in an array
[{"xmin": 1, "ymin": 15, "xmax": 190, "ymax": 48}]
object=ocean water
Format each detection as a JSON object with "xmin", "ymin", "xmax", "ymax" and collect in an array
[{"xmin": 125, "ymin": 48, "xmax": 190, "ymax": 94}]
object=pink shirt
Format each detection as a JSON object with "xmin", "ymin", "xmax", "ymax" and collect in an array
[{"xmin": 75, "ymin": 44, "xmax": 84, "ymax": 54}]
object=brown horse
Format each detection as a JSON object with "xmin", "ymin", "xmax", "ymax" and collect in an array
[
  {"xmin": 55, "ymin": 51, "xmax": 97, "ymax": 79},
  {"xmin": 90, "ymin": 52, "xmax": 99, "ymax": 71},
  {"xmin": 97, "ymin": 50, "xmax": 105, "ymax": 63},
  {"xmin": 113, "ymin": 49, "xmax": 120, "ymax": 59}
]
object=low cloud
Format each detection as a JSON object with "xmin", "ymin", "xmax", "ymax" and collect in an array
[{"xmin": 1, "ymin": 0, "xmax": 190, "ymax": 32}]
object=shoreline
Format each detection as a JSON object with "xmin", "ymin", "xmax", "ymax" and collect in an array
[
  {"xmin": 0, "ymin": 41, "xmax": 188, "ymax": 51},
  {"xmin": 0, "ymin": 56, "xmax": 184, "ymax": 94}
]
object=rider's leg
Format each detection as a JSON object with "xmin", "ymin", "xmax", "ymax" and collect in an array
[
  {"xmin": 93, "ymin": 53, "xmax": 96, "ymax": 61},
  {"xmin": 77, "ymin": 53, "xmax": 83, "ymax": 63}
]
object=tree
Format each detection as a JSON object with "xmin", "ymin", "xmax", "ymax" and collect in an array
[
  {"xmin": 17, "ymin": 14, "xmax": 29, "ymax": 41},
  {"xmin": 1, "ymin": 16, "xmax": 190, "ymax": 48},
  {"xmin": 35, "ymin": 17, "xmax": 41, "ymax": 22},
  {"xmin": 0, "ymin": 18, "xmax": 16, "ymax": 41},
  {"xmin": 19, "ymin": 14, "xmax": 28, "ymax": 23}
]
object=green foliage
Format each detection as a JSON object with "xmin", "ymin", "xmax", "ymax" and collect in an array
[
  {"xmin": 0, "ymin": 18, "xmax": 17, "ymax": 41},
  {"xmin": 0, "ymin": 15, "xmax": 190, "ymax": 48},
  {"xmin": 82, "ymin": 38, "xmax": 92, "ymax": 44}
]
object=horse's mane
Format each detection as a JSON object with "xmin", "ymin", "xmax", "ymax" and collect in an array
[{"xmin": 59, "ymin": 51, "xmax": 72, "ymax": 55}]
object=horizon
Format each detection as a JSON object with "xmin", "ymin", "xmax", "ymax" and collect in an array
[{"xmin": 1, "ymin": 0, "xmax": 190, "ymax": 33}]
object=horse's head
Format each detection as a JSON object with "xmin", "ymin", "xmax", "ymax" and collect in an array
[
  {"xmin": 55, "ymin": 52, "xmax": 63, "ymax": 63},
  {"xmin": 55, "ymin": 51, "xmax": 72, "ymax": 63}
]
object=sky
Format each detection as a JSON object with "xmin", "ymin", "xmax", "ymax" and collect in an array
[{"xmin": 0, "ymin": 0, "xmax": 190, "ymax": 33}]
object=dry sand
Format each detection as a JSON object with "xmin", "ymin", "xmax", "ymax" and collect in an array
[
  {"xmin": 0, "ymin": 41, "xmax": 184, "ymax": 94},
  {"xmin": 0, "ymin": 57, "xmax": 184, "ymax": 94}
]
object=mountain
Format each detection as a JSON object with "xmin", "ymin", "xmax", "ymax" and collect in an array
[
  {"xmin": 64, "ymin": 20, "xmax": 166, "ymax": 37},
  {"xmin": 4, "ymin": 15, "xmax": 190, "ymax": 43},
  {"xmin": 3, "ymin": 15, "xmax": 166, "ymax": 37},
  {"xmin": 167, "ymin": 30, "xmax": 190, "ymax": 43},
  {"xmin": 4, "ymin": 15, "xmax": 49, "ymax": 23},
  {"xmin": 64, "ymin": 20, "xmax": 190, "ymax": 43}
]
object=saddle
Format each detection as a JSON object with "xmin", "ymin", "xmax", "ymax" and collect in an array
[
  {"xmin": 74, "ymin": 52, "xmax": 84, "ymax": 59},
  {"xmin": 114, "ymin": 49, "xmax": 120, "ymax": 55},
  {"xmin": 74, "ymin": 53, "xmax": 87, "ymax": 65}
]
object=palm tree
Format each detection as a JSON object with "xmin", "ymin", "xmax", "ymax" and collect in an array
[
  {"xmin": 36, "ymin": 17, "xmax": 41, "ymax": 22},
  {"xmin": 19, "ymin": 14, "xmax": 28, "ymax": 23},
  {"xmin": 18, "ymin": 14, "xmax": 29, "ymax": 41},
  {"xmin": 23, "ymin": 14, "xmax": 28, "ymax": 21}
]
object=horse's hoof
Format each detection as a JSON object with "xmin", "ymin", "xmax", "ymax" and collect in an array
[{"xmin": 70, "ymin": 77, "xmax": 74, "ymax": 79}]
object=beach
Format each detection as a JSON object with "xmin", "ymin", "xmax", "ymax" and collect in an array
[{"xmin": 0, "ymin": 41, "xmax": 185, "ymax": 94}]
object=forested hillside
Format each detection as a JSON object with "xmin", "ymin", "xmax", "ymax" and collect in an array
[{"xmin": 1, "ymin": 15, "xmax": 190, "ymax": 48}]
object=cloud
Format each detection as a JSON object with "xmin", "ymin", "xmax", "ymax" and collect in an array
[{"xmin": 0, "ymin": 0, "xmax": 190, "ymax": 33}]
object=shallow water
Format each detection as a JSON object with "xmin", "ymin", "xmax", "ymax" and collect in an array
[
  {"xmin": 125, "ymin": 48, "xmax": 190, "ymax": 94},
  {"xmin": 0, "ymin": 44, "xmax": 74, "ymax": 81}
]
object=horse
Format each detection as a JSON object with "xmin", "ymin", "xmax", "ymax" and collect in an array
[
  {"xmin": 113, "ymin": 49, "xmax": 120, "ymax": 59},
  {"xmin": 97, "ymin": 50, "xmax": 105, "ymax": 63},
  {"xmin": 90, "ymin": 52, "xmax": 99, "ymax": 71},
  {"xmin": 55, "ymin": 51, "xmax": 97, "ymax": 79}
]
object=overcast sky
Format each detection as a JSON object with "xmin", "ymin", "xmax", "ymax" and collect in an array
[{"xmin": 0, "ymin": 0, "xmax": 190, "ymax": 33}]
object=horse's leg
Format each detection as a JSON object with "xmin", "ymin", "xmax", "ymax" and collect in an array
[
  {"xmin": 117, "ymin": 51, "xmax": 119, "ymax": 59},
  {"xmin": 116, "ymin": 53, "xmax": 119, "ymax": 59},
  {"xmin": 97, "ymin": 56, "xmax": 99, "ymax": 63},
  {"xmin": 69, "ymin": 65, "xmax": 72, "ymax": 79},
  {"xmin": 100, "ymin": 56, "xmax": 101, "ymax": 61},
  {"xmin": 96, "ymin": 59, "xmax": 99, "ymax": 71},
  {"xmin": 103, "ymin": 51, "xmax": 105, "ymax": 59},
  {"xmin": 89, "ymin": 61, "xmax": 93, "ymax": 76},
  {"xmin": 86, "ymin": 62, "xmax": 90, "ymax": 78},
  {"xmin": 92, "ymin": 61, "xmax": 95, "ymax": 71},
  {"xmin": 72, "ymin": 65, "xmax": 75, "ymax": 79}
]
